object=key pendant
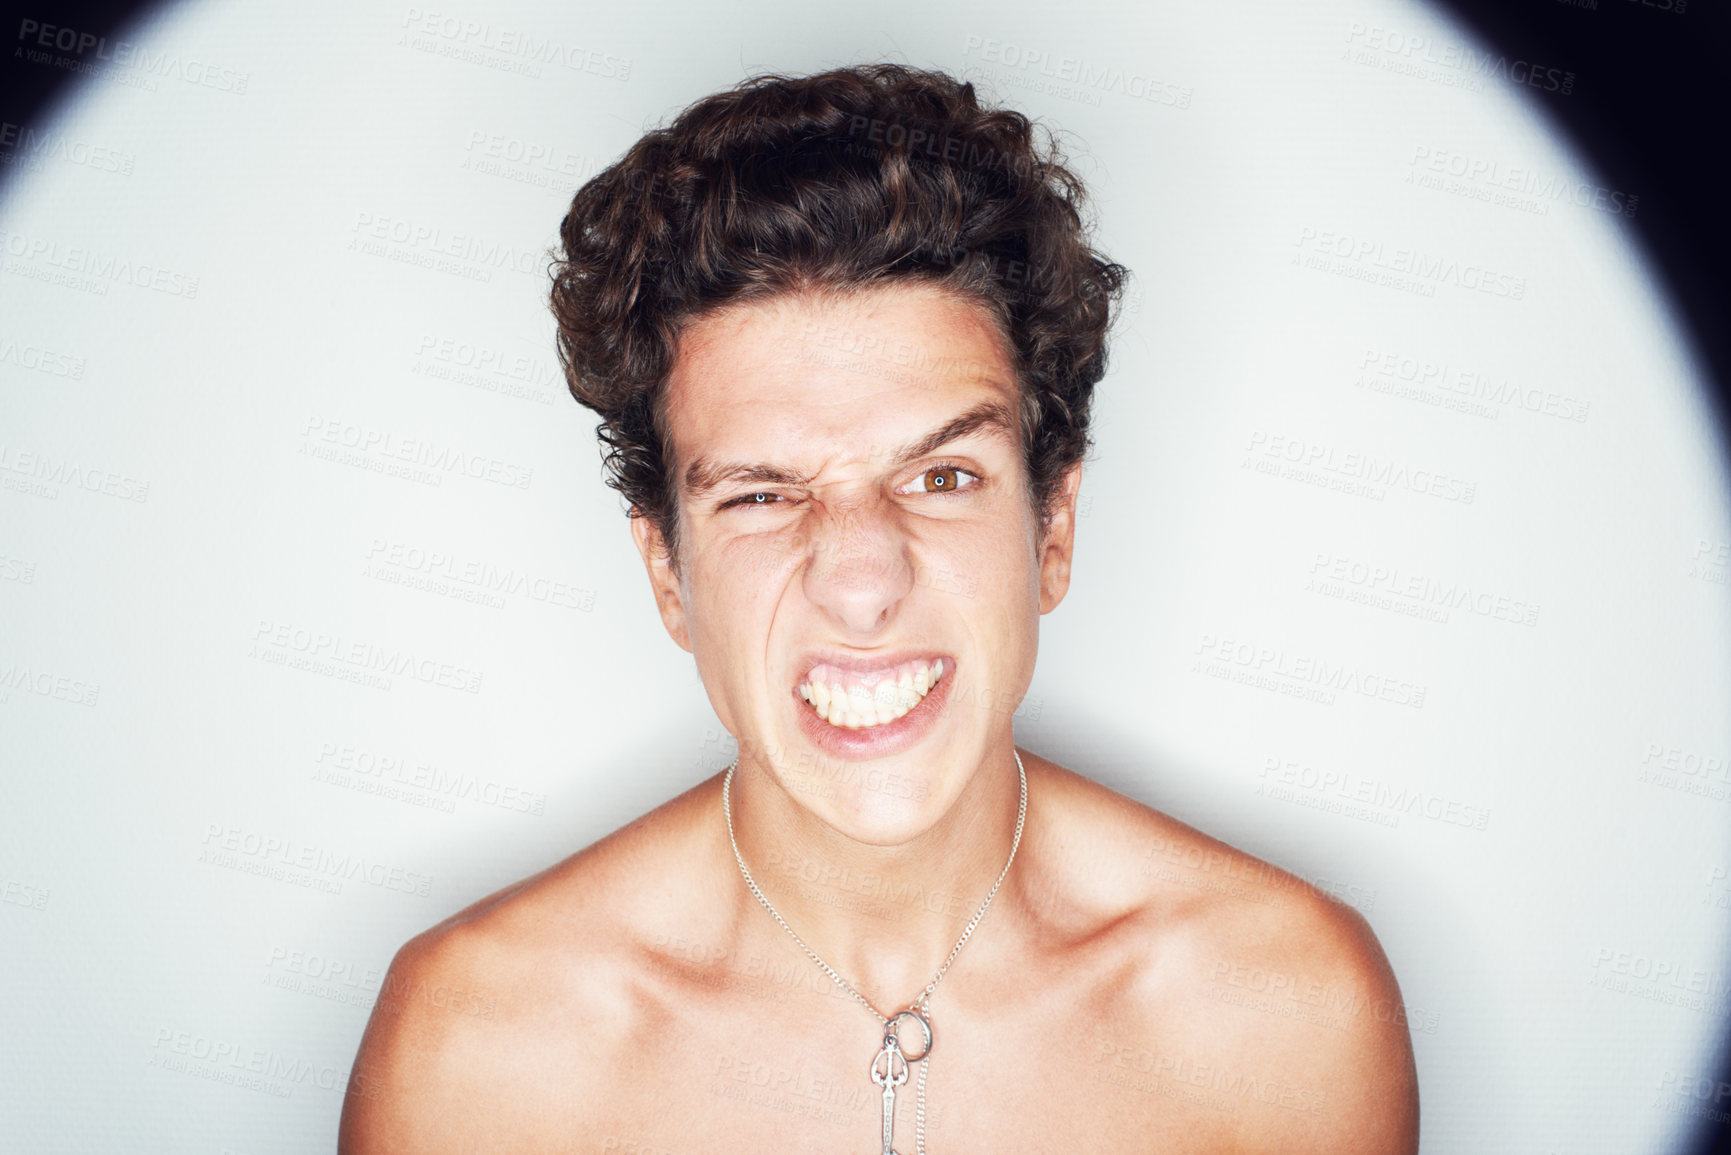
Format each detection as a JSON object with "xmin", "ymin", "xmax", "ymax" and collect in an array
[{"xmin": 870, "ymin": 1034, "xmax": 908, "ymax": 1155}]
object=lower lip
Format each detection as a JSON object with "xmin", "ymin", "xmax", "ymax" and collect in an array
[{"xmin": 792, "ymin": 667, "xmax": 954, "ymax": 761}]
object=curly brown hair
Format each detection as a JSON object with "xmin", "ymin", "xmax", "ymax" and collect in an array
[{"xmin": 549, "ymin": 63, "xmax": 1127, "ymax": 567}]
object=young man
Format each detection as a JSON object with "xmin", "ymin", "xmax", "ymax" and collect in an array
[{"xmin": 340, "ymin": 65, "xmax": 1419, "ymax": 1153}]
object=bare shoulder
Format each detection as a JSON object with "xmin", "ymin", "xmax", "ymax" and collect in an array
[
  {"xmin": 1179, "ymin": 868, "xmax": 1420, "ymax": 1155},
  {"xmin": 1023, "ymin": 749, "xmax": 1419, "ymax": 1155},
  {"xmin": 338, "ymin": 777, "xmax": 723, "ymax": 1154}
]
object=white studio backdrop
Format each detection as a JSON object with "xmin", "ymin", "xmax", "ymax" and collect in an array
[{"xmin": 1, "ymin": 0, "xmax": 1728, "ymax": 1151}]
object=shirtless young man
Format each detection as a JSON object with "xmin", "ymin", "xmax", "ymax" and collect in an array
[{"xmin": 339, "ymin": 65, "xmax": 1419, "ymax": 1154}]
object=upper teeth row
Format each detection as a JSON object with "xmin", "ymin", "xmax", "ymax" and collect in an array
[{"xmin": 797, "ymin": 659, "xmax": 945, "ymax": 729}]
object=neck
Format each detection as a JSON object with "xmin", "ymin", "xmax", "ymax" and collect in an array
[{"xmin": 724, "ymin": 743, "xmax": 1027, "ymax": 1016}]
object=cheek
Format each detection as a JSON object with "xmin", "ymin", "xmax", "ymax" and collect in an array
[
  {"xmin": 713, "ymin": 522, "xmax": 807, "ymax": 579},
  {"xmin": 691, "ymin": 537, "xmax": 794, "ymax": 640},
  {"xmin": 930, "ymin": 510, "xmax": 1036, "ymax": 592}
]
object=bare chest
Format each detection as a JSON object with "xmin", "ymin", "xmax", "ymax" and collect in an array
[{"xmin": 551, "ymin": 966, "xmax": 1239, "ymax": 1155}]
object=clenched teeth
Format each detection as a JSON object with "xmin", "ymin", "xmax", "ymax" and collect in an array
[{"xmin": 797, "ymin": 658, "xmax": 946, "ymax": 729}]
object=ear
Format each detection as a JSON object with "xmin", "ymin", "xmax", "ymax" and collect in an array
[
  {"xmin": 630, "ymin": 511, "xmax": 693, "ymax": 653},
  {"xmin": 1037, "ymin": 462, "xmax": 1084, "ymax": 615}
]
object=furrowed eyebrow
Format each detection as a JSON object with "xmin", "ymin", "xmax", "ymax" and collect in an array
[
  {"xmin": 684, "ymin": 461, "xmax": 812, "ymax": 499},
  {"xmin": 682, "ymin": 399, "xmax": 1019, "ymax": 502},
  {"xmin": 888, "ymin": 399, "xmax": 1019, "ymax": 469}
]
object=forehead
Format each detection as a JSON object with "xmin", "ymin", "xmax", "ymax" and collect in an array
[{"xmin": 662, "ymin": 284, "xmax": 1020, "ymax": 483}]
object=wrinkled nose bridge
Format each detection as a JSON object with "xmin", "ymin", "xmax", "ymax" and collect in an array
[{"xmin": 801, "ymin": 490, "xmax": 910, "ymax": 587}]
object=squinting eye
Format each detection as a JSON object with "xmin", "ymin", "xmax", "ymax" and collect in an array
[{"xmin": 913, "ymin": 465, "xmax": 980, "ymax": 494}]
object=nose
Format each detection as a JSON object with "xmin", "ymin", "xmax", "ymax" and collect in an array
[{"xmin": 801, "ymin": 494, "xmax": 916, "ymax": 634}]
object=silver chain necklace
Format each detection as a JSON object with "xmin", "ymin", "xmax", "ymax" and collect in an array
[{"xmin": 721, "ymin": 749, "xmax": 1028, "ymax": 1155}]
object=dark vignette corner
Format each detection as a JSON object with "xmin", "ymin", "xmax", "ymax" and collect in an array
[{"xmin": 1432, "ymin": 0, "xmax": 1731, "ymax": 451}]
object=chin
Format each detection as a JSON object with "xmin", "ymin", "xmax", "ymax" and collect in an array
[{"xmin": 817, "ymin": 787, "xmax": 945, "ymax": 848}]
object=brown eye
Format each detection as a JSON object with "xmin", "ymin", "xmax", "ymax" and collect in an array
[{"xmin": 912, "ymin": 465, "xmax": 979, "ymax": 495}]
